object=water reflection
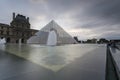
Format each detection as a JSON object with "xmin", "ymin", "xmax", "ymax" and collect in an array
[{"xmin": 0, "ymin": 44, "xmax": 98, "ymax": 72}]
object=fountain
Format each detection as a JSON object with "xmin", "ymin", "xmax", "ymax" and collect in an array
[
  {"xmin": 47, "ymin": 30, "xmax": 57, "ymax": 46},
  {"xmin": 0, "ymin": 38, "xmax": 6, "ymax": 44},
  {"xmin": 19, "ymin": 39, "xmax": 21, "ymax": 45}
]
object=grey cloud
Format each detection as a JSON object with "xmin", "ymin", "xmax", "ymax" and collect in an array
[
  {"xmin": 85, "ymin": 0, "xmax": 120, "ymax": 24},
  {"xmin": 0, "ymin": 0, "xmax": 120, "ymax": 39},
  {"xmin": 27, "ymin": 0, "xmax": 120, "ymax": 39}
]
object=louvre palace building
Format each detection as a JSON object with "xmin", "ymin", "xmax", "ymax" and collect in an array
[{"xmin": 0, "ymin": 13, "xmax": 38, "ymax": 43}]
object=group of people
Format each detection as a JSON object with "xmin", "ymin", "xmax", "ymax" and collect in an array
[{"xmin": 107, "ymin": 40, "xmax": 120, "ymax": 50}]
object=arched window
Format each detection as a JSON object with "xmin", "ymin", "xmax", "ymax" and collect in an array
[
  {"xmin": 6, "ymin": 37, "xmax": 10, "ymax": 43},
  {"xmin": 21, "ymin": 38, "xmax": 24, "ymax": 43}
]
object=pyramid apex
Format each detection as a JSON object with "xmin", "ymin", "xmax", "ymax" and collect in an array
[
  {"xmin": 50, "ymin": 20, "xmax": 55, "ymax": 23},
  {"xmin": 49, "ymin": 20, "xmax": 57, "ymax": 26}
]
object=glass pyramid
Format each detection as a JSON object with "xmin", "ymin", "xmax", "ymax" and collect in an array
[{"xmin": 27, "ymin": 20, "xmax": 77, "ymax": 45}]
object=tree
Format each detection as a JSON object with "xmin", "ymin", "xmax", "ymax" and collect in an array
[{"xmin": 98, "ymin": 38, "xmax": 109, "ymax": 44}]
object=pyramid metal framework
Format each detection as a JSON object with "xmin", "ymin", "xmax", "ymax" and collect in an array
[{"xmin": 27, "ymin": 20, "xmax": 77, "ymax": 45}]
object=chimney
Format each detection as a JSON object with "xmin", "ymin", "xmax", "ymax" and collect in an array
[
  {"xmin": 27, "ymin": 17, "xmax": 29, "ymax": 22},
  {"xmin": 13, "ymin": 12, "xmax": 15, "ymax": 20}
]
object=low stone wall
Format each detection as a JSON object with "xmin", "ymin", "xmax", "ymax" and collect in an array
[{"xmin": 109, "ymin": 46, "xmax": 120, "ymax": 80}]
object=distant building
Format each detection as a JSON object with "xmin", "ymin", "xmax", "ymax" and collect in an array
[
  {"xmin": 74, "ymin": 36, "xmax": 81, "ymax": 43},
  {"xmin": 74, "ymin": 36, "xmax": 79, "ymax": 42},
  {"xmin": 91, "ymin": 38, "xmax": 97, "ymax": 43},
  {"xmin": 0, "ymin": 13, "xmax": 38, "ymax": 43}
]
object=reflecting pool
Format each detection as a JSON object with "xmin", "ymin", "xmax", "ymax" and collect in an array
[
  {"xmin": 0, "ymin": 44, "xmax": 104, "ymax": 72},
  {"xmin": 0, "ymin": 44, "xmax": 106, "ymax": 80}
]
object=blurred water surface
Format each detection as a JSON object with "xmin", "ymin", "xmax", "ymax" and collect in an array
[{"xmin": 0, "ymin": 44, "xmax": 101, "ymax": 71}]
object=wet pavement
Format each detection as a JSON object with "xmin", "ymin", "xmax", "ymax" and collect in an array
[{"xmin": 0, "ymin": 44, "xmax": 106, "ymax": 80}]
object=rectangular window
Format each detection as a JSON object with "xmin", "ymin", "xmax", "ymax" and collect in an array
[
  {"xmin": 7, "ymin": 31, "xmax": 9, "ymax": 35},
  {"xmin": 1, "ymin": 31, "xmax": 3, "ymax": 35}
]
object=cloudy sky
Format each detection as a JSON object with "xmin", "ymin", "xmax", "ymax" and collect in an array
[{"xmin": 0, "ymin": 0, "xmax": 120, "ymax": 40}]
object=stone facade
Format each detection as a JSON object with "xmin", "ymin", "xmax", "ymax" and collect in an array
[{"xmin": 0, "ymin": 13, "xmax": 38, "ymax": 43}]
